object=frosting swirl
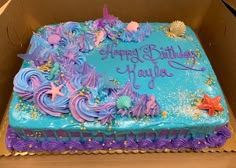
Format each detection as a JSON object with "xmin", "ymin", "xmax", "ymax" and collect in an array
[
  {"xmin": 14, "ymin": 68, "xmax": 46, "ymax": 101},
  {"xmin": 33, "ymin": 82, "xmax": 69, "ymax": 116},
  {"xmin": 69, "ymin": 92, "xmax": 116, "ymax": 124}
]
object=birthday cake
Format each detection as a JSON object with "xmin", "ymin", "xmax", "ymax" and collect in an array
[{"xmin": 6, "ymin": 6, "xmax": 231, "ymax": 153}]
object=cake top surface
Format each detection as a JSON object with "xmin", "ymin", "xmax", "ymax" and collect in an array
[{"xmin": 9, "ymin": 6, "xmax": 229, "ymax": 136}]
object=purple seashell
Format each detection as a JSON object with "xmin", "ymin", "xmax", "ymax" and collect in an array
[
  {"xmin": 84, "ymin": 140, "xmax": 103, "ymax": 151},
  {"xmin": 131, "ymin": 94, "xmax": 148, "ymax": 117},
  {"xmin": 155, "ymin": 139, "xmax": 172, "ymax": 149},
  {"xmin": 80, "ymin": 62, "xmax": 93, "ymax": 75},
  {"xmin": 118, "ymin": 81, "xmax": 135, "ymax": 99},
  {"xmin": 117, "ymin": 109, "xmax": 129, "ymax": 117},
  {"xmin": 81, "ymin": 69, "xmax": 100, "ymax": 88},
  {"xmin": 140, "ymin": 23, "xmax": 153, "ymax": 37},
  {"xmin": 78, "ymin": 32, "xmax": 96, "ymax": 52},
  {"xmin": 65, "ymin": 140, "xmax": 84, "ymax": 151},
  {"xmin": 138, "ymin": 139, "xmax": 155, "ymax": 150},
  {"xmin": 119, "ymin": 30, "xmax": 133, "ymax": 42},
  {"xmin": 98, "ymin": 112, "xmax": 114, "ymax": 125},
  {"xmin": 145, "ymin": 95, "xmax": 160, "ymax": 117}
]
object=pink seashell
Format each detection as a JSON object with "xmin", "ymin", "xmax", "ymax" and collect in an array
[
  {"xmin": 47, "ymin": 34, "xmax": 61, "ymax": 45},
  {"xmin": 126, "ymin": 21, "xmax": 139, "ymax": 32},
  {"xmin": 95, "ymin": 30, "xmax": 105, "ymax": 46}
]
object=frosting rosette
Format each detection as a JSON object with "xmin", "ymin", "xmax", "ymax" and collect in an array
[
  {"xmin": 33, "ymin": 82, "xmax": 69, "ymax": 116},
  {"xmin": 63, "ymin": 22, "xmax": 83, "ymax": 37},
  {"xmin": 13, "ymin": 68, "xmax": 46, "ymax": 101},
  {"xmin": 69, "ymin": 92, "xmax": 116, "ymax": 124}
]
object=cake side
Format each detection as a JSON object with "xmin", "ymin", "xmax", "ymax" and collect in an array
[{"xmin": 8, "ymin": 6, "xmax": 230, "ymax": 152}]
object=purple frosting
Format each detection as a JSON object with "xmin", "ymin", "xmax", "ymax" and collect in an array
[
  {"xmin": 13, "ymin": 6, "xmax": 157, "ymax": 124},
  {"xmin": 6, "ymin": 125, "xmax": 231, "ymax": 153},
  {"xmin": 42, "ymin": 141, "xmax": 66, "ymax": 152},
  {"xmin": 103, "ymin": 140, "xmax": 121, "ymax": 149},
  {"xmin": 122, "ymin": 139, "xmax": 138, "ymax": 150},
  {"xmin": 138, "ymin": 139, "xmax": 156, "ymax": 150},
  {"xmin": 65, "ymin": 140, "xmax": 84, "ymax": 151},
  {"xmin": 172, "ymin": 138, "xmax": 189, "ymax": 149},
  {"xmin": 84, "ymin": 140, "xmax": 103, "ymax": 151}
]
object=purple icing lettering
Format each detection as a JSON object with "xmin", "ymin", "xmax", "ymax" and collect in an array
[
  {"xmin": 99, "ymin": 43, "xmax": 113, "ymax": 60},
  {"xmin": 138, "ymin": 69, "xmax": 145, "ymax": 77},
  {"xmin": 168, "ymin": 57, "xmax": 206, "ymax": 71},
  {"xmin": 130, "ymin": 49, "xmax": 144, "ymax": 63},
  {"xmin": 148, "ymin": 65, "xmax": 173, "ymax": 89},
  {"xmin": 116, "ymin": 64, "xmax": 140, "ymax": 89},
  {"xmin": 99, "ymin": 44, "xmax": 143, "ymax": 63},
  {"xmin": 100, "ymin": 43, "xmax": 205, "ymax": 89},
  {"xmin": 145, "ymin": 68, "xmax": 153, "ymax": 77},
  {"xmin": 178, "ymin": 46, "xmax": 184, "ymax": 58},
  {"xmin": 140, "ymin": 44, "xmax": 159, "ymax": 64}
]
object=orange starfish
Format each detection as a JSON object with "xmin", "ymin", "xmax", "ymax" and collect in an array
[
  {"xmin": 198, "ymin": 94, "xmax": 224, "ymax": 116},
  {"xmin": 46, "ymin": 82, "xmax": 64, "ymax": 101}
]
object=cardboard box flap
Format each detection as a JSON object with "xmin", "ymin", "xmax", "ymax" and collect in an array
[
  {"xmin": 223, "ymin": 0, "xmax": 236, "ymax": 11},
  {"xmin": 199, "ymin": 0, "xmax": 236, "ymax": 115},
  {"xmin": 0, "ymin": 0, "xmax": 9, "ymax": 9}
]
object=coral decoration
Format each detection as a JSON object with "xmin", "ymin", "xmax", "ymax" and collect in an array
[
  {"xmin": 46, "ymin": 82, "xmax": 64, "ymax": 101},
  {"xmin": 126, "ymin": 21, "xmax": 139, "ymax": 32},
  {"xmin": 198, "ymin": 94, "xmax": 224, "ymax": 116}
]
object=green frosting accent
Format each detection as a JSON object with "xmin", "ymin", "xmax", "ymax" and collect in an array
[
  {"xmin": 81, "ymin": 26, "xmax": 89, "ymax": 32},
  {"xmin": 48, "ymin": 62, "xmax": 60, "ymax": 80},
  {"xmin": 116, "ymin": 96, "xmax": 132, "ymax": 110}
]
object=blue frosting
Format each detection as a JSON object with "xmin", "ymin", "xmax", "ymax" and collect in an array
[{"xmin": 9, "ymin": 22, "xmax": 229, "ymax": 139}]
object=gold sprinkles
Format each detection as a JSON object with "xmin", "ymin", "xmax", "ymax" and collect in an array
[
  {"xmin": 162, "ymin": 111, "xmax": 168, "ymax": 118},
  {"xmin": 37, "ymin": 60, "xmax": 52, "ymax": 72}
]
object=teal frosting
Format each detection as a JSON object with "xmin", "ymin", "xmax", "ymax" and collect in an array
[{"xmin": 9, "ymin": 23, "xmax": 229, "ymax": 139}]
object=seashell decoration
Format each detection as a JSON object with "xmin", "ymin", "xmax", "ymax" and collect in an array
[
  {"xmin": 169, "ymin": 20, "xmax": 186, "ymax": 37},
  {"xmin": 116, "ymin": 96, "xmax": 132, "ymax": 110},
  {"xmin": 126, "ymin": 21, "xmax": 139, "ymax": 32}
]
